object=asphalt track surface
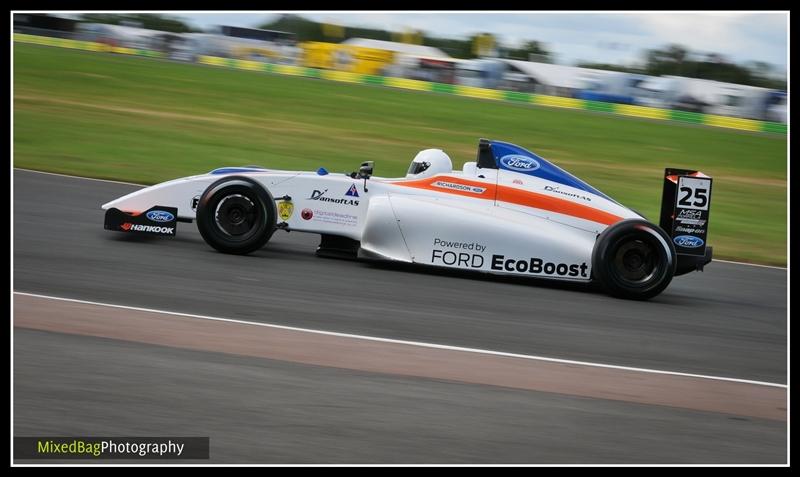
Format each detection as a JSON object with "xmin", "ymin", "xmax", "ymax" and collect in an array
[{"xmin": 13, "ymin": 169, "xmax": 787, "ymax": 464}]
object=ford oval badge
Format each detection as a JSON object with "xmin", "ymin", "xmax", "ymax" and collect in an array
[
  {"xmin": 673, "ymin": 235, "xmax": 704, "ymax": 248},
  {"xmin": 500, "ymin": 154, "xmax": 540, "ymax": 172},
  {"xmin": 146, "ymin": 210, "xmax": 175, "ymax": 223}
]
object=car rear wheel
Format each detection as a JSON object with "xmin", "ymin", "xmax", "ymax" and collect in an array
[
  {"xmin": 592, "ymin": 219, "xmax": 676, "ymax": 300},
  {"xmin": 196, "ymin": 176, "xmax": 276, "ymax": 255}
]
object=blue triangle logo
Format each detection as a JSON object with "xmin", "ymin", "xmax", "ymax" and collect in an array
[{"xmin": 345, "ymin": 184, "xmax": 359, "ymax": 197}]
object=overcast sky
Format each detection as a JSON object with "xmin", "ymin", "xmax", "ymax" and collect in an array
[{"xmin": 148, "ymin": 12, "xmax": 789, "ymax": 74}]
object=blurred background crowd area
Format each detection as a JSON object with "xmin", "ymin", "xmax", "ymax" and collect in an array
[{"xmin": 14, "ymin": 13, "xmax": 787, "ymax": 124}]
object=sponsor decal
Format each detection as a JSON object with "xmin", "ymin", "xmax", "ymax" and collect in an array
[
  {"xmin": 676, "ymin": 219, "xmax": 706, "ymax": 227},
  {"xmin": 145, "ymin": 210, "xmax": 175, "ymax": 222},
  {"xmin": 433, "ymin": 238, "xmax": 487, "ymax": 253},
  {"xmin": 543, "ymin": 185, "xmax": 592, "ymax": 202},
  {"xmin": 512, "ymin": 179, "xmax": 524, "ymax": 185},
  {"xmin": 345, "ymin": 184, "xmax": 360, "ymax": 197},
  {"xmin": 429, "ymin": 247, "xmax": 589, "ymax": 278},
  {"xmin": 308, "ymin": 209, "xmax": 358, "ymax": 227},
  {"xmin": 675, "ymin": 225, "xmax": 706, "ymax": 235},
  {"xmin": 191, "ymin": 196, "xmax": 200, "ymax": 211},
  {"xmin": 674, "ymin": 235, "xmax": 704, "ymax": 248},
  {"xmin": 677, "ymin": 209, "xmax": 703, "ymax": 220},
  {"xmin": 500, "ymin": 154, "xmax": 540, "ymax": 172},
  {"xmin": 676, "ymin": 209, "xmax": 706, "ymax": 226},
  {"xmin": 301, "ymin": 208, "xmax": 313, "ymax": 220},
  {"xmin": 278, "ymin": 202, "xmax": 294, "ymax": 221},
  {"xmin": 432, "ymin": 249, "xmax": 484, "ymax": 268},
  {"xmin": 491, "ymin": 255, "xmax": 588, "ymax": 277},
  {"xmin": 431, "ymin": 181, "xmax": 487, "ymax": 194},
  {"xmin": 308, "ymin": 189, "xmax": 360, "ymax": 206},
  {"xmin": 120, "ymin": 223, "xmax": 175, "ymax": 234}
]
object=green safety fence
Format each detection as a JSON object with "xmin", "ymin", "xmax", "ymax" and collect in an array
[{"xmin": 14, "ymin": 33, "xmax": 787, "ymax": 135}]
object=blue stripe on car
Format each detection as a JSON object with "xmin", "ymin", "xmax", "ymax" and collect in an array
[{"xmin": 491, "ymin": 140, "xmax": 614, "ymax": 201}]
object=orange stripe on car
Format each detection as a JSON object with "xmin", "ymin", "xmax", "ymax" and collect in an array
[{"xmin": 391, "ymin": 176, "xmax": 623, "ymax": 226}]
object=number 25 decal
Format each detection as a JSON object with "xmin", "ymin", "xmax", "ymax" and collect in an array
[{"xmin": 678, "ymin": 186, "xmax": 708, "ymax": 208}]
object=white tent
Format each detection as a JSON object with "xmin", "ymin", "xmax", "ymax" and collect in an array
[
  {"xmin": 497, "ymin": 59, "xmax": 618, "ymax": 95},
  {"xmin": 340, "ymin": 38, "xmax": 451, "ymax": 59}
]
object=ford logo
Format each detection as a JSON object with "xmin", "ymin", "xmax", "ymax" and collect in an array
[
  {"xmin": 146, "ymin": 210, "xmax": 175, "ymax": 222},
  {"xmin": 673, "ymin": 235, "xmax": 704, "ymax": 248},
  {"xmin": 500, "ymin": 154, "xmax": 540, "ymax": 172}
]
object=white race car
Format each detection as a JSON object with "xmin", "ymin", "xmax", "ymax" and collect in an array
[{"xmin": 103, "ymin": 139, "xmax": 713, "ymax": 299}]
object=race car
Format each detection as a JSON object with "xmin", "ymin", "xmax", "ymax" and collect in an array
[{"xmin": 102, "ymin": 138, "xmax": 713, "ymax": 299}]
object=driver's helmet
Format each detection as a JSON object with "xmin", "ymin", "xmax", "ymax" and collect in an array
[{"xmin": 406, "ymin": 149, "xmax": 452, "ymax": 179}]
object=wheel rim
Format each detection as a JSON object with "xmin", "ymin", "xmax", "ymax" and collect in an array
[
  {"xmin": 214, "ymin": 193, "xmax": 260, "ymax": 239},
  {"xmin": 611, "ymin": 237, "xmax": 659, "ymax": 285}
]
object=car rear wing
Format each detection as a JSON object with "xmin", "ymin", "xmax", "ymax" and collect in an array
[{"xmin": 659, "ymin": 168, "xmax": 713, "ymax": 276}]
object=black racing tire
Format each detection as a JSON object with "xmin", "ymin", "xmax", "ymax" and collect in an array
[
  {"xmin": 592, "ymin": 219, "xmax": 676, "ymax": 300},
  {"xmin": 196, "ymin": 176, "xmax": 277, "ymax": 255}
]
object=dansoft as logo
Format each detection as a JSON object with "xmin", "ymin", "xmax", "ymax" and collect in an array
[
  {"xmin": 673, "ymin": 235, "xmax": 704, "ymax": 248},
  {"xmin": 500, "ymin": 154, "xmax": 540, "ymax": 172},
  {"xmin": 146, "ymin": 210, "xmax": 175, "ymax": 222}
]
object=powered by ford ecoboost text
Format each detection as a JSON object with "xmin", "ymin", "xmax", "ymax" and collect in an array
[{"xmin": 102, "ymin": 139, "xmax": 713, "ymax": 299}]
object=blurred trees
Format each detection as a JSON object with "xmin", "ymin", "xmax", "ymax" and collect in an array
[
  {"xmin": 76, "ymin": 12, "xmax": 782, "ymax": 90},
  {"xmin": 577, "ymin": 62, "xmax": 643, "ymax": 73},
  {"xmin": 582, "ymin": 44, "xmax": 785, "ymax": 90},
  {"xmin": 503, "ymin": 40, "xmax": 552, "ymax": 62},
  {"xmin": 263, "ymin": 14, "xmax": 390, "ymax": 43},
  {"xmin": 78, "ymin": 14, "xmax": 198, "ymax": 33},
  {"xmin": 259, "ymin": 14, "xmax": 550, "ymax": 61}
]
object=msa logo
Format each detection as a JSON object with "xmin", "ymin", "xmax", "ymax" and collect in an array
[
  {"xmin": 146, "ymin": 210, "xmax": 175, "ymax": 222},
  {"xmin": 674, "ymin": 235, "xmax": 704, "ymax": 248},
  {"xmin": 431, "ymin": 181, "xmax": 486, "ymax": 194},
  {"xmin": 677, "ymin": 209, "xmax": 703, "ymax": 220},
  {"xmin": 500, "ymin": 154, "xmax": 540, "ymax": 172},
  {"xmin": 345, "ymin": 184, "xmax": 359, "ymax": 197},
  {"xmin": 676, "ymin": 209, "xmax": 706, "ymax": 226}
]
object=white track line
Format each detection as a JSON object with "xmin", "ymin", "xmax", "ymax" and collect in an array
[
  {"xmin": 13, "ymin": 168, "xmax": 787, "ymax": 271},
  {"xmin": 13, "ymin": 168, "xmax": 146, "ymax": 187},
  {"xmin": 713, "ymin": 259, "xmax": 787, "ymax": 270},
  {"xmin": 13, "ymin": 291, "xmax": 786, "ymax": 389}
]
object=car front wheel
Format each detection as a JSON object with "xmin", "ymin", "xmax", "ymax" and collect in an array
[{"xmin": 196, "ymin": 176, "xmax": 276, "ymax": 255}]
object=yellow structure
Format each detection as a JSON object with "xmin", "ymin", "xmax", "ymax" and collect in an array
[
  {"xmin": 230, "ymin": 45, "xmax": 279, "ymax": 61},
  {"xmin": 300, "ymin": 42, "xmax": 394, "ymax": 76}
]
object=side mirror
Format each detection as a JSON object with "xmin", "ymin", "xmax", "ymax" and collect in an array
[{"xmin": 358, "ymin": 161, "xmax": 374, "ymax": 179}]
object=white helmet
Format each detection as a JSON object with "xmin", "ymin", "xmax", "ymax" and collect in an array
[{"xmin": 406, "ymin": 149, "xmax": 452, "ymax": 179}]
